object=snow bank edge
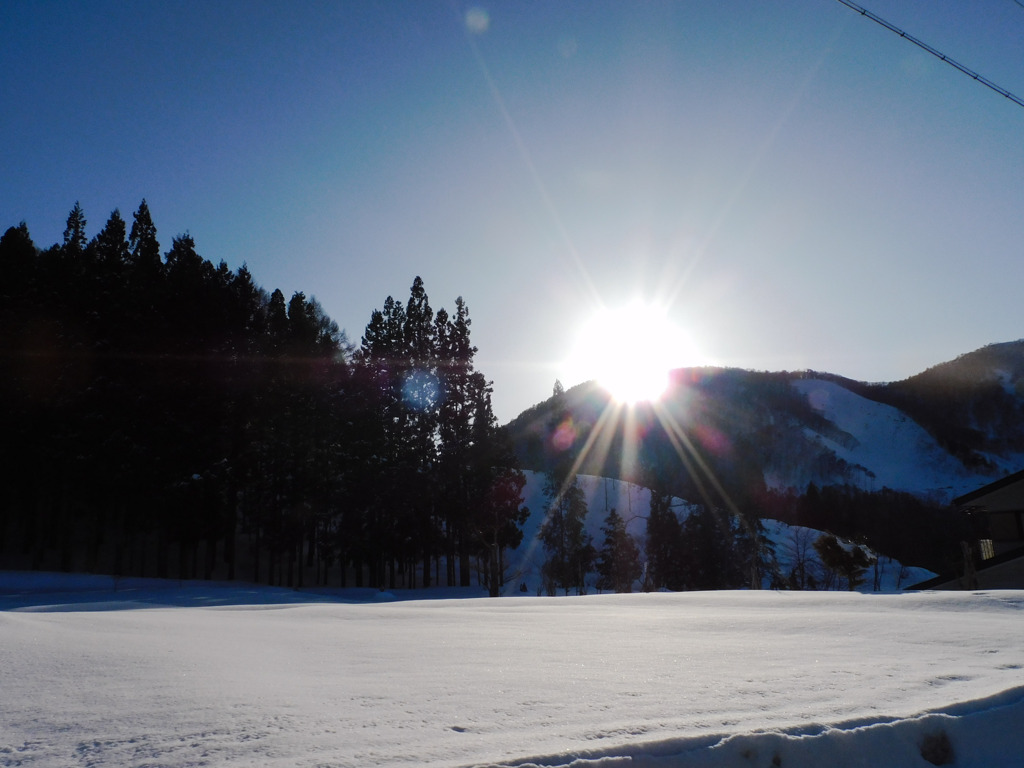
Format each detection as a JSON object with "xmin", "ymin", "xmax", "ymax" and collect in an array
[{"xmin": 474, "ymin": 685, "xmax": 1024, "ymax": 768}]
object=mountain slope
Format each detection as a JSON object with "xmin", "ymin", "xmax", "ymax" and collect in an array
[
  {"xmin": 868, "ymin": 340, "xmax": 1024, "ymax": 469},
  {"xmin": 783, "ymin": 378, "xmax": 980, "ymax": 499},
  {"xmin": 508, "ymin": 341, "xmax": 1024, "ymax": 505},
  {"xmin": 505, "ymin": 342, "xmax": 1024, "ymax": 572}
]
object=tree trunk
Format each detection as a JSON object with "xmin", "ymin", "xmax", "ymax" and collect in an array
[
  {"xmin": 459, "ymin": 529, "xmax": 471, "ymax": 587},
  {"xmin": 225, "ymin": 522, "xmax": 236, "ymax": 581},
  {"xmin": 446, "ymin": 523, "xmax": 456, "ymax": 587},
  {"xmin": 59, "ymin": 496, "xmax": 73, "ymax": 573},
  {"xmin": 252, "ymin": 536, "xmax": 261, "ymax": 584},
  {"xmin": 157, "ymin": 528, "xmax": 168, "ymax": 579}
]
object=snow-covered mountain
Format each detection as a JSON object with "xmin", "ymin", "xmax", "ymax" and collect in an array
[
  {"xmin": 505, "ymin": 342, "xmax": 1024, "ymax": 580},
  {"xmin": 773, "ymin": 378, "xmax": 985, "ymax": 500},
  {"xmin": 508, "ymin": 341, "xmax": 1024, "ymax": 506}
]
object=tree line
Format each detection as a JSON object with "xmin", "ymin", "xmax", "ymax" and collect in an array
[
  {"xmin": 0, "ymin": 202, "xmax": 528, "ymax": 594},
  {"xmin": 534, "ymin": 399, "xmax": 779, "ymax": 596}
]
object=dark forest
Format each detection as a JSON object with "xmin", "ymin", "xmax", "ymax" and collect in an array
[{"xmin": 0, "ymin": 202, "xmax": 528, "ymax": 595}]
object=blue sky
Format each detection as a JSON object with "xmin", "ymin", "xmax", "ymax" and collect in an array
[{"xmin": 3, "ymin": 0, "xmax": 1023, "ymax": 422}]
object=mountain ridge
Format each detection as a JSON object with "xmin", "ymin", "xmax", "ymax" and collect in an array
[
  {"xmin": 512, "ymin": 342, "xmax": 1024, "ymax": 499},
  {"xmin": 507, "ymin": 340, "xmax": 1024, "ymax": 507},
  {"xmin": 504, "ymin": 341, "xmax": 1024, "ymax": 574}
]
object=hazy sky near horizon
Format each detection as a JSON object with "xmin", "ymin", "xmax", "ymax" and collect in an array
[{"xmin": 3, "ymin": 0, "xmax": 1023, "ymax": 422}]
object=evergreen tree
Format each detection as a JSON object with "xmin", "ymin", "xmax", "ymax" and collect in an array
[
  {"xmin": 464, "ymin": 380, "xmax": 529, "ymax": 596},
  {"xmin": 91, "ymin": 209, "xmax": 130, "ymax": 266},
  {"xmin": 540, "ymin": 471, "xmax": 594, "ymax": 595},
  {"xmin": 813, "ymin": 533, "xmax": 875, "ymax": 591},
  {"xmin": 266, "ymin": 288, "xmax": 289, "ymax": 354},
  {"xmin": 400, "ymin": 278, "xmax": 440, "ymax": 584},
  {"xmin": 436, "ymin": 296, "xmax": 490, "ymax": 586},
  {"xmin": 782, "ymin": 526, "xmax": 819, "ymax": 590},
  {"xmin": 309, "ymin": 295, "xmax": 343, "ymax": 354},
  {"xmin": 0, "ymin": 222, "xmax": 37, "ymax": 301},
  {"xmin": 0, "ymin": 223, "xmax": 38, "ymax": 559},
  {"xmin": 356, "ymin": 292, "xmax": 415, "ymax": 587},
  {"xmin": 644, "ymin": 490, "xmax": 685, "ymax": 590},
  {"xmin": 164, "ymin": 233, "xmax": 216, "ymax": 347},
  {"xmin": 402, "ymin": 276, "xmax": 438, "ymax": 416},
  {"xmin": 680, "ymin": 505, "xmax": 735, "ymax": 589},
  {"xmin": 128, "ymin": 199, "xmax": 160, "ymax": 271},
  {"xmin": 122, "ymin": 199, "xmax": 163, "ymax": 347},
  {"xmin": 62, "ymin": 202, "xmax": 87, "ymax": 255},
  {"xmin": 287, "ymin": 291, "xmax": 319, "ymax": 354},
  {"xmin": 732, "ymin": 509, "xmax": 778, "ymax": 589},
  {"xmin": 477, "ymin": 465, "xmax": 530, "ymax": 595},
  {"xmin": 597, "ymin": 508, "xmax": 642, "ymax": 593},
  {"xmin": 228, "ymin": 265, "xmax": 265, "ymax": 347}
]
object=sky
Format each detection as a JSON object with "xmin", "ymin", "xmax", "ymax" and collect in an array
[
  {"xmin": 3, "ymin": 0, "xmax": 1024, "ymax": 423},
  {"xmin": 3, "ymin": 573, "xmax": 1024, "ymax": 767}
]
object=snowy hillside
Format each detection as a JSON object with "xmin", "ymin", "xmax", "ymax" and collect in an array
[
  {"xmin": 510, "ymin": 363, "xmax": 1024, "ymax": 512},
  {"xmin": 2, "ymin": 574, "xmax": 1023, "ymax": 767},
  {"xmin": 788, "ymin": 379, "xmax": 982, "ymax": 501},
  {"xmin": 507, "ymin": 472, "xmax": 662, "ymax": 595},
  {"xmin": 505, "ymin": 471, "xmax": 934, "ymax": 595}
]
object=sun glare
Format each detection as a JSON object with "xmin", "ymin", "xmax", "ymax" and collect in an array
[{"xmin": 564, "ymin": 302, "xmax": 702, "ymax": 404}]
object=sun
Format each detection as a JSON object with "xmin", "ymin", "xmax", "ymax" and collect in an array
[{"xmin": 563, "ymin": 301, "xmax": 703, "ymax": 404}]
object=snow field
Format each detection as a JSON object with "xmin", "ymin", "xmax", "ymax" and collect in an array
[{"xmin": 2, "ymin": 578, "xmax": 1024, "ymax": 767}]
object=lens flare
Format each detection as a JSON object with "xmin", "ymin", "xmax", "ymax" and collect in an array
[
  {"xmin": 402, "ymin": 369, "xmax": 441, "ymax": 411},
  {"xmin": 465, "ymin": 7, "xmax": 490, "ymax": 34}
]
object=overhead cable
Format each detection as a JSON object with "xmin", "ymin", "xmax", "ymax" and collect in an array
[{"xmin": 835, "ymin": 0, "xmax": 1024, "ymax": 110}]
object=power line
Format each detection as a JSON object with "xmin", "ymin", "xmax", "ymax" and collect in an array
[{"xmin": 835, "ymin": 0, "xmax": 1024, "ymax": 110}]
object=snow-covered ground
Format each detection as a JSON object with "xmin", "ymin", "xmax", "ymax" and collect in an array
[{"xmin": 3, "ymin": 572, "xmax": 1024, "ymax": 767}]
